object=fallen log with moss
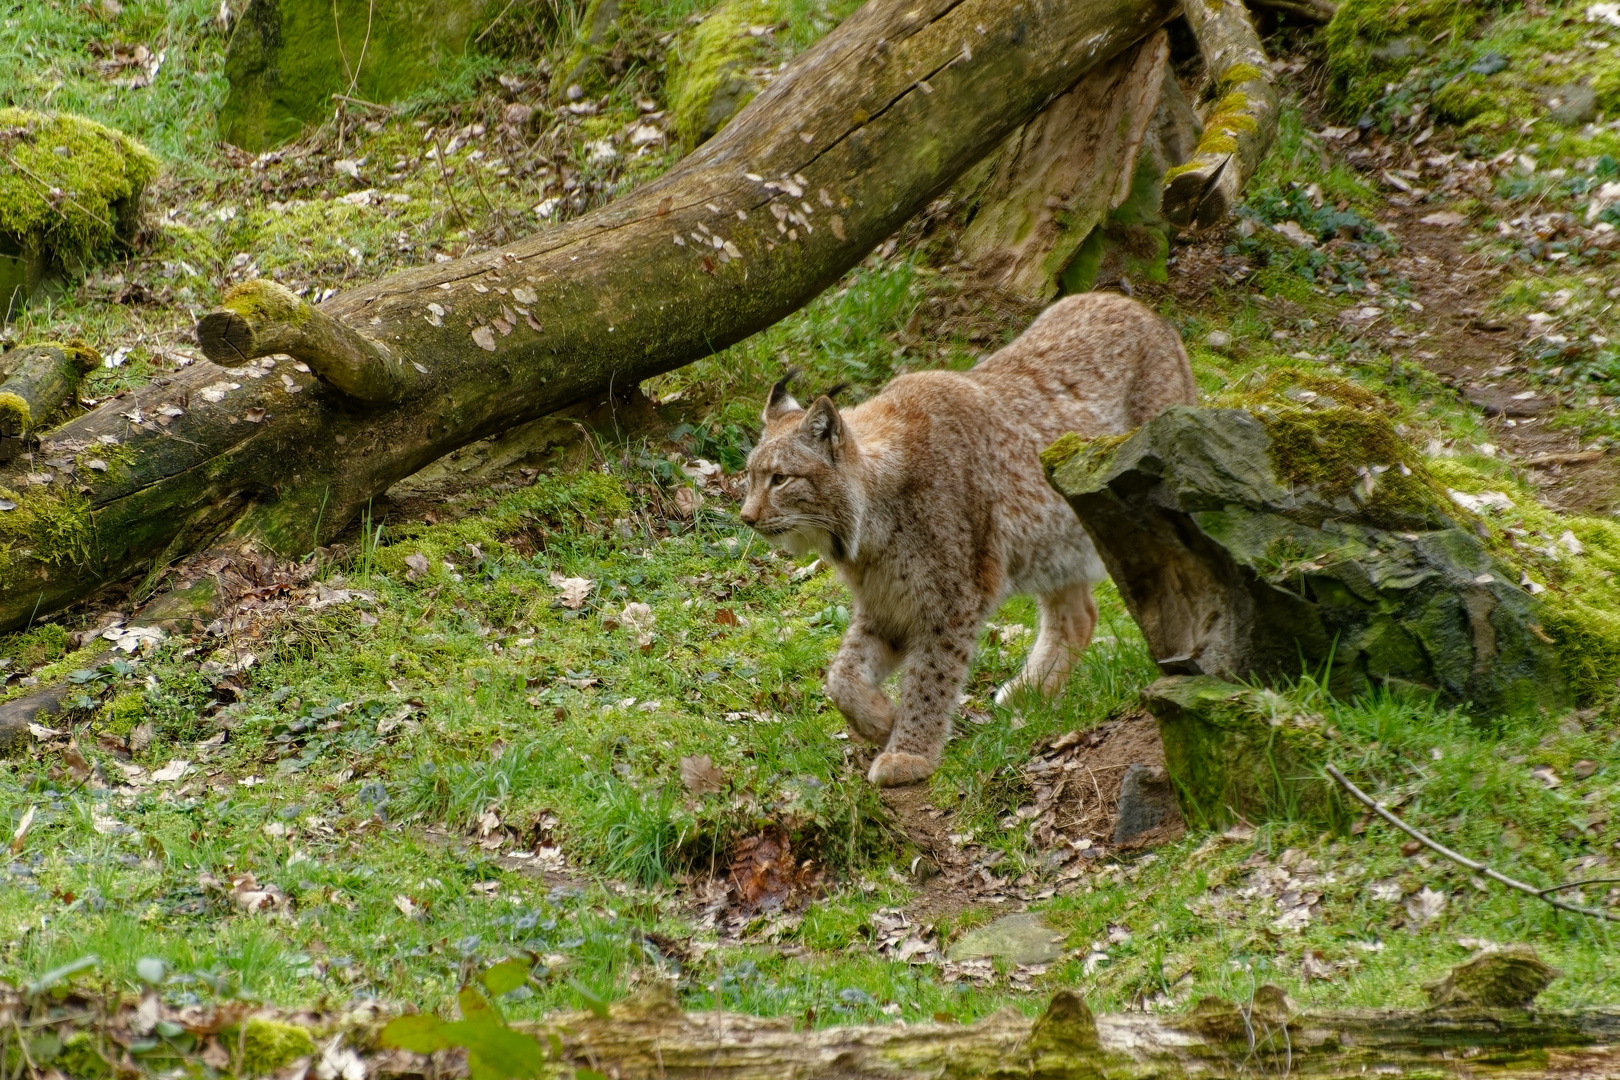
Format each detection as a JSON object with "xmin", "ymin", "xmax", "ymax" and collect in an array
[
  {"xmin": 1160, "ymin": 0, "xmax": 1279, "ymax": 227},
  {"xmin": 0, "ymin": 0, "xmax": 1191, "ymax": 636},
  {"xmin": 478, "ymin": 953, "xmax": 1610, "ymax": 1080}
]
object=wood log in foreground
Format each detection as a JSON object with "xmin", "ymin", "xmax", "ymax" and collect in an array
[
  {"xmin": 0, "ymin": 0, "xmax": 1178, "ymax": 634},
  {"xmin": 504, "ymin": 966, "xmax": 1620, "ymax": 1080}
]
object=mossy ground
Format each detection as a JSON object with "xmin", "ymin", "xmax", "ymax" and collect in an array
[{"xmin": 0, "ymin": 0, "xmax": 1619, "ymax": 1056}]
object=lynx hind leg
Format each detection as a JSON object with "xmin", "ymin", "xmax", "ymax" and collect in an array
[
  {"xmin": 994, "ymin": 582, "xmax": 1098, "ymax": 705},
  {"xmin": 825, "ymin": 617, "xmax": 901, "ymax": 745},
  {"xmin": 870, "ymin": 626, "xmax": 975, "ymax": 787}
]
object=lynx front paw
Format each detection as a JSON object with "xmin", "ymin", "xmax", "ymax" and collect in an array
[
  {"xmin": 867, "ymin": 751, "xmax": 935, "ymax": 787},
  {"xmin": 993, "ymin": 677, "xmax": 1028, "ymax": 707}
]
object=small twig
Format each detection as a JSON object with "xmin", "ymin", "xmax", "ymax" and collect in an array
[
  {"xmin": 329, "ymin": 93, "xmax": 392, "ymax": 113},
  {"xmin": 1540, "ymin": 877, "xmax": 1620, "ymax": 897},
  {"xmin": 1327, "ymin": 764, "xmax": 1620, "ymax": 923},
  {"xmin": 475, "ymin": 0, "xmax": 525, "ymax": 43},
  {"xmin": 430, "ymin": 129, "xmax": 472, "ymax": 227}
]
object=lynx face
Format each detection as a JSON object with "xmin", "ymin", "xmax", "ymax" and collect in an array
[{"xmin": 739, "ymin": 383, "xmax": 863, "ymax": 561}]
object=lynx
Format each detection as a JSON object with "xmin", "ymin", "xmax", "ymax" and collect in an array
[{"xmin": 738, "ymin": 293, "xmax": 1197, "ymax": 786}]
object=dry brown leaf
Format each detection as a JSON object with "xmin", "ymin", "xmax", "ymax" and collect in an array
[
  {"xmin": 680, "ymin": 754, "xmax": 727, "ymax": 796},
  {"xmin": 550, "ymin": 574, "xmax": 594, "ymax": 609}
]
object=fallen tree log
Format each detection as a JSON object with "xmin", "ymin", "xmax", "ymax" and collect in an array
[
  {"xmin": 484, "ymin": 957, "xmax": 1620, "ymax": 1080},
  {"xmin": 1160, "ymin": 0, "xmax": 1279, "ymax": 227},
  {"xmin": 0, "ymin": 0, "xmax": 1178, "ymax": 635}
]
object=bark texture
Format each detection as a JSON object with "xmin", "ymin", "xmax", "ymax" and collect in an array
[
  {"xmin": 498, "ymin": 980, "xmax": 1620, "ymax": 1080},
  {"xmin": 959, "ymin": 31, "xmax": 1170, "ymax": 299},
  {"xmin": 0, "ymin": 341, "xmax": 99, "ymax": 459},
  {"xmin": 1161, "ymin": 0, "xmax": 1280, "ymax": 227},
  {"xmin": 0, "ymin": 0, "xmax": 1177, "ymax": 633}
]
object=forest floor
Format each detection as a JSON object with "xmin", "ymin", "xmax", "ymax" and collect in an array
[{"xmin": 2, "ymin": 0, "xmax": 1620, "ymax": 1073}]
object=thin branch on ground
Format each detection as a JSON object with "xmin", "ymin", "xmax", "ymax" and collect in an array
[{"xmin": 1326, "ymin": 764, "xmax": 1620, "ymax": 924}]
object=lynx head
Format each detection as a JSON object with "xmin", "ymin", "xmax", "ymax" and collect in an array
[{"xmin": 739, "ymin": 371, "xmax": 863, "ymax": 561}]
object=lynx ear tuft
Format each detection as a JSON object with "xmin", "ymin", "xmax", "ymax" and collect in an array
[
  {"xmin": 802, "ymin": 395, "xmax": 844, "ymax": 454},
  {"xmin": 764, "ymin": 368, "xmax": 803, "ymax": 423}
]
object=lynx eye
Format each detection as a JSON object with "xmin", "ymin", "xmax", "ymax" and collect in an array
[{"xmin": 772, "ymin": 473, "xmax": 786, "ymax": 486}]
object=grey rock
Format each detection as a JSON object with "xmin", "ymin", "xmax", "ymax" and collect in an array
[
  {"xmin": 946, "ymin": 913, "xmax": 1066, "ymax": 966},
  {"xmin": 1371, "ymin": 35, "xmax": 1424, "ymax": 63},
  {"xmin": 1547, "ymin": 84, "xmax": 1598, "ymax": 127},
  {"xmin": 1046, "ymin": 402, "xmax": 1569, "ymax": 717},
  {"xmin": 1204, "ymin": 330, "xmax": 1232, "ymax": 352},
  {"xmin": 1113, "ymin": 763, "xmax": 1181, "ymax": 845}
]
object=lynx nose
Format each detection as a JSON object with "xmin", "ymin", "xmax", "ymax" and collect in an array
[{"xmin": 739, "ymin": 506, "xmax": 760, "ymax": 526}]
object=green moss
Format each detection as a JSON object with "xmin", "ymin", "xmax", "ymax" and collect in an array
[
  {"xmin": 74, "ymin": 438, "xmax": 137, "ymax": 484},
  {"xmin": 1256, "ymin": 400, "xmax": 1452, "ymax": 528},
  {"xmin": 100, "ymin": 691, "xmax": 146, "ymax": 735},
  {"xmin": 55, "ymin": 1032, "xmax": 109, "ymax": 1079},
  {"xmin": 667, "ymin": 0, "xmax": 781, "ymax": 149},
  {"xmin": 372, "ymin": 470, "xmax": 630, "ymax": 579},
  {"xmin": 219, "ymin": 0, "xmax": 506, "ymax": 151},
  {"xmin": 1217, "ymin": 63, "xmax": 1265, "ymax": 90},
  {"xmin": 1432, "ymin": 72, "xmax": 1537, "ymax": 128},
  {"xmin": 0, "ymin": 109, "xmax": 157, "ymax": 270},
  {"xmin": 1040, "ymin": 433, "xmax": 1087, "ymax": 473},
  {"xmin": 1147, "ymin": 675, "xmax": 1343, "ymax": 829},
  {"xmin": 0, "ymin": 622, "xmax": 68, "ymax": 669},
  {"xmin": 0, "ymin": 483, "xmax": 95, "ymax": 571},
  {"xmin": 220, "ymin": 280, "xmax": 310, "ymax": 326},
  {"xmin": 1041, "ymin": 432, "xmax": 1129, "ymax": 489},
  {"xmin": 1323, "ymin": 0, "xmax": 1480, "ymax": 110},
  {"xmin": 238, "ymin": 1018, "xmax": 317, "ymax": 1076},
  {"xmin": 0, "ymin": 392, "xmax": 30, "ymax": 431},
  {"xmin": 1428, "ymin": 459, "xmax": 1620, "ymax": 704}
]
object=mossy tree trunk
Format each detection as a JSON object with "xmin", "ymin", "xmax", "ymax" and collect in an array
[{"xmin": 0, "ymin": 0, "xmax": 1179, "ymax": 633}]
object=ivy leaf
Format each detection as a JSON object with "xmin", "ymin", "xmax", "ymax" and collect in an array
[
  {"xmin": 480, "ymin": 957, "xmax": 532, "ymax": 996},
  {"xmin": 568, "ymin": 979, "xmax": 610, "ymax": 1020},
  {"xmin": 378, "ymin": 1014, "xmax": 450, "ymax": 1055}
]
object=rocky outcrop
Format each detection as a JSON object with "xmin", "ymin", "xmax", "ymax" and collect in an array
[
  {"xmin": 1046, "ymin": 393, "xmax": 1570, "ymax": 826},
  {"xmin": 1046, "ymin": 397, "xmax": 1569, "ymax": 717}
]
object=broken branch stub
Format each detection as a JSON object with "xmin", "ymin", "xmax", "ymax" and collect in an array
[
  {"xmin": 0, "ymin": 0, "xmax": 1180, "ymax": 633},
  {"xmin": 1162, "ymin": 0, "xmax": 1279, "ymax": 227},
  {"xmin": 0, "ymin": 340, "xmax": 100, "ymax": 459},
  {"xmin": 195, "ymin": 280, "xmax": 415, "ymax": 404}
]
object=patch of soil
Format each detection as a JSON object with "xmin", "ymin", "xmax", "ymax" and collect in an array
[
  {"xmin": 1384, "ymin": 209, "xmax": 1619, "ymax": 513},
  {"xmin": 883, "ymin": 711, "xmax": 1183, "ymax": 922}
]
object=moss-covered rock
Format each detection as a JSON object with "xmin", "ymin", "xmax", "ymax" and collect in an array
[
  {"xmin": 0, "ymin": 110, "xmax": 156, "ymax": 315},
  {"xmin": 219, "ymin": 0, "xmax": 504, "ymax": 151},
  {"xmin": 1046, "ymin": 404, "xmax": 1569, "ymax": 717},
  {"xmin": 1145, "ymin": 674, "xmax": 1342, "ymax": 827},
  {"xmin": 238, "ymin": 1017, "xmax": 318, "ymax": 1075},
  {"xmin": 1423, "ymin": 946, "xmax": 1559, "ymax": 1009},
  {"xmin": 666, "ymin": 0, "xmax": 782, "ymax": 150}
]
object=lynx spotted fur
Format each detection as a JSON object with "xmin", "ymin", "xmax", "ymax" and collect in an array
[{"xmin": 738, "ymin": 293, "xmax": 1197, "ymax": 786}]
